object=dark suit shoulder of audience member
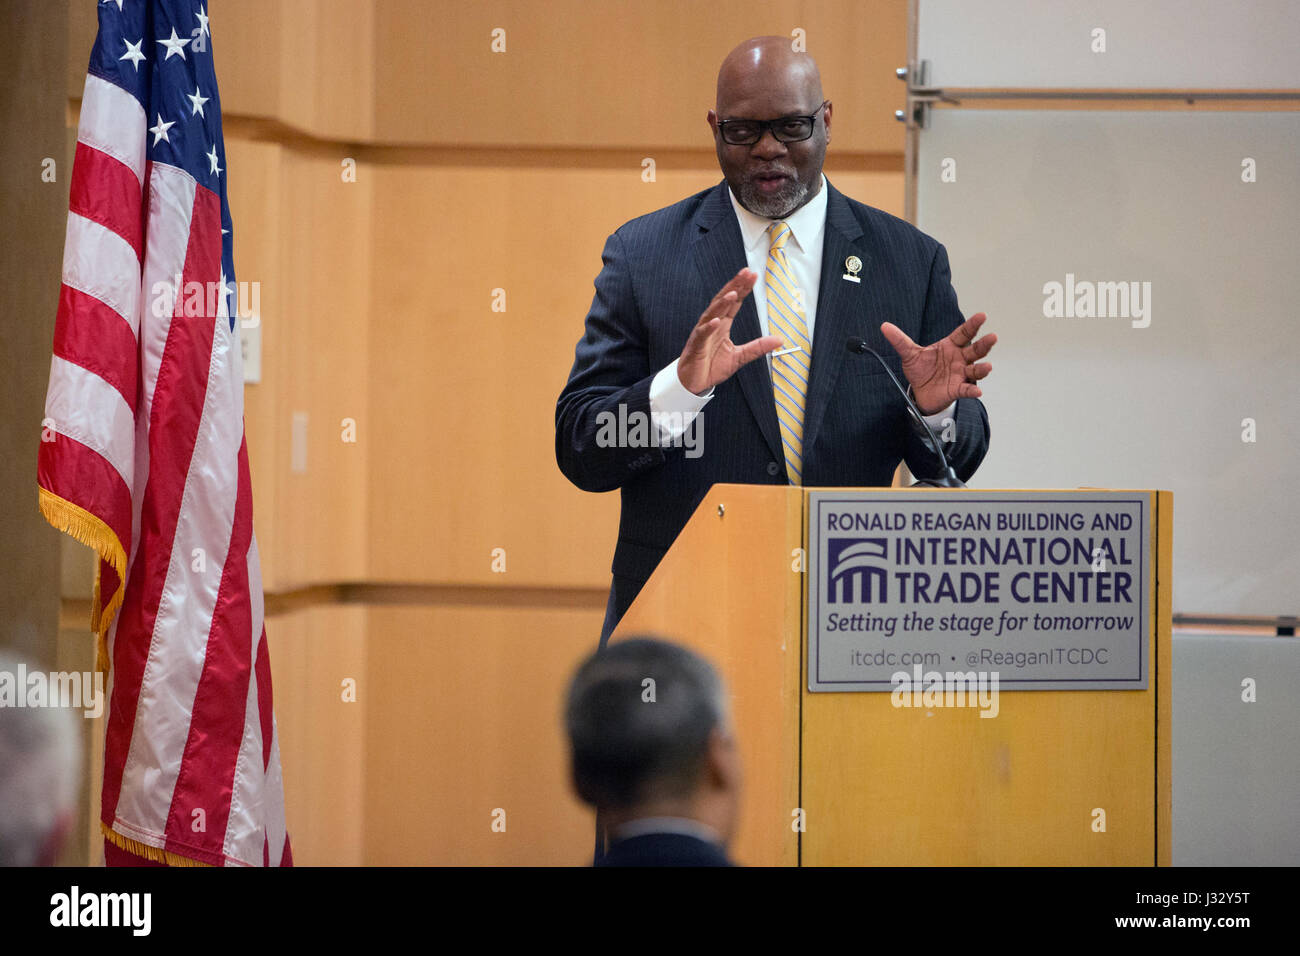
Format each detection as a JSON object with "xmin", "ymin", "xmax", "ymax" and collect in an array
[
  {"xmin": 597, "ymin": 816, "xmax": 734, "ymax": 867},
  {"xmin": 597, "ymin": 832, "xmax": 734, "ymax": 867}
]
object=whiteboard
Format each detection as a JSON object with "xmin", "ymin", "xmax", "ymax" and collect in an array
[
  {"xmin": 917, "ymin": 0, "xmax": 1300, "ymax": 90},
  {"xmin": 915, "ymin": 110, "xmax": 1300, "ymax": 616}
]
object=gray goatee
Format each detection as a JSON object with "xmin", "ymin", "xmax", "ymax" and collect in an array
[{"xmin": 738, "ymin": 177, "xmax": 810, "ymax": 220}]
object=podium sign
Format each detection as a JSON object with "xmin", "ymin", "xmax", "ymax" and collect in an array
[{"xmin": 807, "ymin": 491, "xmax": 1150, "ymax": 692}]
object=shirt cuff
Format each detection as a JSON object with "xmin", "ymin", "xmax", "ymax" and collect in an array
[
  {"xmin": 907, "ymin": 386, "xmax": 956, "ymax": 429},
  {"xmin": 650, "ymin": 359, "xmax": 712, "ymax": 442},
  {"xmin": 922, "ymin": 402, "xmax": 956, "ymax": 429}
]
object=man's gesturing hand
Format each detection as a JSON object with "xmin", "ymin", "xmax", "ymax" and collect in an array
[
  {"xmin": 880, "ymin": 313, "xmax": 997, "ymax": 415},
  {"xmin": 678, "ymin": 269, "xmax": 784, "ymax": 396}
]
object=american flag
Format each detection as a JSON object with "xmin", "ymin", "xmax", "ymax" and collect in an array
[{"xmin": 37, "ymin": 0, "xmax": 290, "ymax": 867}]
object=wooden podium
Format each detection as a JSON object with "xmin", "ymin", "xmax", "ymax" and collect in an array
[{"xmin": 610, "ymin": 485, "xmax": 1172, "ymax": 866}]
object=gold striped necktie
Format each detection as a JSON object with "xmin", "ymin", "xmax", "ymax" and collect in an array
[{"xmin": 765, "ymin": 221, "xmax": 810, "ymax": 484}]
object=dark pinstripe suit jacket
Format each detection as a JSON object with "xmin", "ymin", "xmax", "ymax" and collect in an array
[{"xmin": 555, "ymin": 179, "xmax": 990, "ymax": 645}]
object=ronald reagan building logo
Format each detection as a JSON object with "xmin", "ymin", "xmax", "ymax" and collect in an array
[
  {"xmin": 807, "ymin": 492, "xmax": 1151, "ymax": 693},
  {"xmin": 827, "ymin": 537, "xmax": 889, "ymax": 604}
]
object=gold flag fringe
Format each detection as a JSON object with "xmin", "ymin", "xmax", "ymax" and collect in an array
[
  {"xmin": 38, "ymin": 487, "xmax": 126, "ymax": 676},
  {"xmin": 101, "ymin": 821, "xmax": 212, "ymax": 867}
]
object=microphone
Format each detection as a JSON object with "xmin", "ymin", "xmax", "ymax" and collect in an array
[{"xmin": 845, "ymin": 336, "xmax": 965, "ymax": 488}]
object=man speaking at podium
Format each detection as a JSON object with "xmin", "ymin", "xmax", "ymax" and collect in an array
[{"xmin": 557, "ymin": 36, "xmax": 996, "ymax": 646}]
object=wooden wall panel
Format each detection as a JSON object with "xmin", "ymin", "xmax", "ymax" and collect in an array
[
  {"xmin": 362, "ymin": 603, "xmax": 602, "ymax": 865},
  {"xmin": 213, "ymin": 0, "xmax": 379, "ymax": 142},
  {"xmin": 274, "ymin": 147, "xmax": 372, "ymax": 586},
  {"xmin": 265, "ymin": 604, "xmax": 368, "ymax": 866},
  {"xmin": 208, "ymin": 1, "xmax": 287, "ymax": 125},
  {"xmin": 273, "ymin": 0, "xmax": 376, "ymax": 142},
  {"xmin": 374, "ymin": 0, "xmax": 907, "ymax": 151},
  {"xmin": 231, "ymin": 138, "xmax": 373, "ymax": 590},
  {"xmin": 365, "ymin": 160, "xmax": 657, "ymax": 586}
]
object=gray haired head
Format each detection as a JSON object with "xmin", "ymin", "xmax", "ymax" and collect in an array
[{"xmin": 565, "ymin": 636, "xmax": 729, "ymax": 810}]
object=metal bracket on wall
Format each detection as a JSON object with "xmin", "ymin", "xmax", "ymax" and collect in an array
[{"xmin": 893, "ymin": 60, "xmax": 957, "ymax": 130}]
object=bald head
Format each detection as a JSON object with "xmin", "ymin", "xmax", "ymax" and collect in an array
[
  {"xmin": 708, "ymin": 37, "xmax": 831, "ymax": 219},
  {"xmin": 716, "ymin": 36, "xmax": 823, "ymax": 116}
]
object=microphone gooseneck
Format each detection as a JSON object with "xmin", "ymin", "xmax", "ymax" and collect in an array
[{"xmin": 844, "ymin": 336, "xmax": 965, "ymax": 488}]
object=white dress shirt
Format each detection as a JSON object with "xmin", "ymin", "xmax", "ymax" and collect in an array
[{"xmin": 650, "ymin": 175, "xmax": 955, "ymax": 448}]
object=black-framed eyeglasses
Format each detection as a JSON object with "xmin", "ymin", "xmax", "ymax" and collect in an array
[{"xmin": 716, "ymin": 101, "xmax": 828, "ymax": 146}]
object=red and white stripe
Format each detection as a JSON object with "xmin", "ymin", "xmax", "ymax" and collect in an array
[{"xmin": 40, "ymin": 69, "xmax": 289, "ymax": 867}]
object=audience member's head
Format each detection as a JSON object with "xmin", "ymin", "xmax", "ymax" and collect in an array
[
  {"xmin": 0, "ymin": 648, "xmax": 82, "ymax": 866},
  {"xmin": 565, "ymin": 636, "xmax": 740, "ymax": 846}
]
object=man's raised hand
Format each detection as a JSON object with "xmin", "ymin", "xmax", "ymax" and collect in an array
[
  {"xmin": 880, "ymin": 312, "xmax": 996, "ymax": 415},
  {"xmin": 678, "ymin": 269, "xmax": 784, "ymax": 396}
]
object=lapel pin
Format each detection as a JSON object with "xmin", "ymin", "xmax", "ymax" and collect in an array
[{"xmin": 842, "ymin": 255, "xmax": 862, "ymax": 283}]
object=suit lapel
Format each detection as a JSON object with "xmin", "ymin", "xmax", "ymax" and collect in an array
[
  {"xmin": 692, "ymin": 183, "xmax": 785, "ymax": 467},
  {"xmin": 802, "ymin": 182, "xmax": 870, "ymax": 462}
]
